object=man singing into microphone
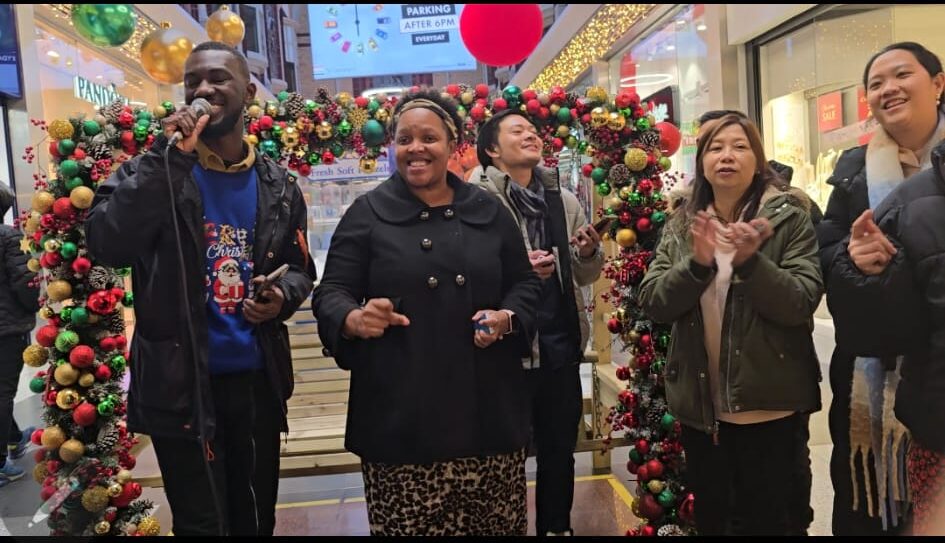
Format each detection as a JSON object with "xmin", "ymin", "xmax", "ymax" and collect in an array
[{"xmin": 85, "ymin": 42, "xmax": 316, "ymax": 536}]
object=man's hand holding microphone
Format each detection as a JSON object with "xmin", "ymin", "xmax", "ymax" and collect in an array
[{"xmin": 163, "ymin": 98, "xmax": 212, "ymax": 153}]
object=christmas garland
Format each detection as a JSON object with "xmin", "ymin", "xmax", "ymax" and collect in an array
[{"xmin": 19, "ymin": 83, "xmax": 689, "ymax": 536}]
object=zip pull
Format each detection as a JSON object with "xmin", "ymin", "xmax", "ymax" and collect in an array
[{"xmin": 712, "ymin": 431, "xmax": 720, "ymax": 446}]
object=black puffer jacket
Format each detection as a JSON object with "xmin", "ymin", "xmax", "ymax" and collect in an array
[
  {"xmin": 0, "ymin": 224, "xmax": 38, "ymax": 336},
  {"xmin": 828, "ymin": 141, "xmax": 945, "ymax": 452}
]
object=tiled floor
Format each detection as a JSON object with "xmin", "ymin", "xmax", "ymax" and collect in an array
[{"xmin": 0, "ymin": 319, "xmax": 839, "ymax": 536}]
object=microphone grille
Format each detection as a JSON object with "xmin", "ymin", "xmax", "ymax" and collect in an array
[{"xmin": 190, "ymin": 98, "xmax": 212, "ymax": 116}]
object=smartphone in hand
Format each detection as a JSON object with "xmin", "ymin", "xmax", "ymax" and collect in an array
[
  {"xmin": 253, "ymin": 263, "xmax": 290, "ymax": 302},
  {"xmin": 592, "ymin": 216, "xmax": 616, "ymax": 236}
]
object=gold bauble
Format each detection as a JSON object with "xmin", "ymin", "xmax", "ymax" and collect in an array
[
  {"xmin": 33, "ymin": 463, "xmax": 49, "ymax": 484},
  {"xmin": 48, "ymin": 119, "xmax": 75, "ymax": 140},
  {"xmin": 70, "ymin": 186, "xmax": 95, "ymax": 210},
  {"xmin": 54, "ymin": 363, "xmax": 80, "ymax": 386},
  {"xmin": 23, "ymin": 344, "xmax": 48, "ymax": 367},
  {"xmin": 40, "ymin": 306, "xmax": 56, "ymax": 320},
  {"xmin": 628, "ymin": 330, "xmax": 641, "ymax": 344},
  {"xmin": 55, "ymin": 388, "xmax": 81, "ymax": 410},
  {"xmin": 336, "ymin": 91, "xmax": 352, "ymax": 107},
  {"xmin": 280, "ymin": 126, "xmax": 300, "ymax": 148},
  {"xmin": 152, "ymin": 105, "xmax": 167, "ymax": 120},
  {"xmin": 41, "ymin": 425, "xmax": 66, "ymax": 450},
  {"xmin": 618, "ymin": 186, "xmax": 634, "ymax": 201},
  {"xmin": 44, "ymin": 239, "xmax": 61, "ymax": 253},
  {"xmin": 607, "ymin": 112, "xmax": 626, "ymax": 131},
  {"xmin": 58, "ymin": 438, "xmax": 85, "ymax": 463},
  {"xmin": 31, "ymin": 191, "xmax": 55, "ymax": 214},
  {"xmin": 556, "ymin": 125, "xmax": 570, "ymax": 138},
  {"xmin": 315, "ymin": 121, "xmax": 333, "ymax": 140},
  {"xmin": 47, "ymin": 280, "xmax": 73, "ymax": 302},
  {"xmin": 116, "ymin": 469, "xmax": 132, "ymax": 484},
  {"xmin": 27, "ymin": 259, "xmax": 41, "ymax": 273},
  {"xmin": 374, "ymin": 109, "xmax": 389, "ymax": 123},
  {"xmin": 245, "ymin": 134, "xmax": 259, "ymax": 146},
  {"xmin": 647, "ymin": 479, "xmax": 665, "ymax": 494},
  {"xmin": 624, "ymin": 148, "xmax": 648, "ymax": 172},
  {"xmin": 359, "ymin": 157, "xmax": 377, "ymax": 174},
  {"xmin": 461, "ymin": 91, "xmax": 474, "ymax": 105},
  {"xmin": 265, "ymin": 103, "xmax": 278, "ymax": 117},
  {"xmin": 247, "ymin": 104, "xmax": 263, "ymax": 119},
  {"xmin": 78, "ymin": 372, "xmax": 95, "ymax": 388},
  {"xmin": 586, "ymin": 86, "xmax": 609, "ymax": 104},
  {"xmin": 137, "ymin": 517, "xmax": 161, "ymax": 536},
  {"xmin": 590, "ymin": 107, "xmax": 608, "ymax": 128},
  {"xmin": 82, "ymin": 486, "xmax": 110, "ymax": 513},
  {"xmin": 616, "ymin": 228, "xmax": 637, "ymax": 248},
  {"xmin": 549, "ymin": 104, "xmax": 560, "ymax": 115},
  {"xmin": 94, "ymin": 114, "xmax": 108, "ymax": 126},
  {"xmin": 107, "ymin": 482, "xmax": 123, "ymax": 497},
  {"xmin": 24, "ymin": 214, "xmax": 41, "ymax": 235},
  {"xmin": 140, "ymin": 23, "xmax": 194, "ymax": 85},
  {"xmin": 206, "ymin": 5, "xmax": 245, "ymax": 47},
  {"xmin": 95, "ymin": 521, "xmax": 111, "ymax": 535},
  {"xmin": 606, "ymin": 196, "xmax": 624, "ymax": 211},
  {"xmin": 630, "ymin": 496, "xmax": 641, "ymax": 517}
]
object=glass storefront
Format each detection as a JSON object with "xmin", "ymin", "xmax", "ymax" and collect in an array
[
  {"xmin": 757, "ymin": 4, "xmax": 945, "ymax": 211},
  {"xmin": 609, "ymin": 4, "xmax": 710, "ymax": 177}
]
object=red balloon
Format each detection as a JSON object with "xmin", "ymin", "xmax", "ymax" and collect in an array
[
  {"xmin": 459, "ymin": 4, "xmax": 543, "ymax": 67},
  {"xmin": 656, "ymin": 121, "xmax": 682, "ymax": 156}
]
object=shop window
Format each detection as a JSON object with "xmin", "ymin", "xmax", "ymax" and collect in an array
[{"xmin": 240, "ymin": 5, "xmax": 260, "ymax": 53}]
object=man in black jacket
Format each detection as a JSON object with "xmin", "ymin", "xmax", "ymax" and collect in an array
[
  {"xmin": 0, "ymin": 183, "xmax": 38, "ymax": 487},
  {"xmin": 85, "ymin": 42, "xmax": 315, "ymax": 535}
]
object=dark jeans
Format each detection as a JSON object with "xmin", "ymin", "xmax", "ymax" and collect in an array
[
  {"xmin": 790, "ymin": 413, "xmax": 814, "ymax": 535},
  {"xmin": 0, "ymin": 334, "xmax": 28, "ymax": 462},
  {"xmin": 252, "ymin": 377, "xmax": 283, "ymax": 536},
  {"xmin": 680, "ymin": 414, "xmax": 803, "ymax": 536},
  {"xmin": 530, "ymin": 363, "xmax": 583, "ymax": 534},
  {"xmin": 828, "ymin": 352, "xmax": 904, "ymax": 535},
  {"xmin": 151, "ymin": 371, "xmax": 259, "ymax": 536}
]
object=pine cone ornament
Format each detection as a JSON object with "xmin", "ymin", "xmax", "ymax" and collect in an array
[
  {"xmin": 640, "ymin": 130, "xmax": 661, "ymax": 149},
  {"xmin": 87, "ymin": 267, "xmax": 112, "ymax": 290},
  {"xmin": 104, "ymin": 312, "xmax": 125, "ymax": 335},
  {"xmin": 284, "ymin": 93, "xmax": 306, "ymax": 118},
  {"xmin": 609, "ymin": 164, "xmax": 632, "ymax": 186},
  {"xmin": 101, "ymin": 100, "xmax": 126, "ymax": 123},
  {"xmin": 87, "ymin": 143, "xmax": 113, "ymax": 162}
]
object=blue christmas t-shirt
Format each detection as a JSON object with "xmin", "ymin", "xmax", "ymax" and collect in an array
[{"xmin": 192, "ymin": 164, "xmax": 263, "ymax": 375}]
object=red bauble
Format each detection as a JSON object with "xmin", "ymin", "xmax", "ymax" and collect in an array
[
  {"xmin": 71, "ymin": 257, "xmax": 92, "ymax": 275},
  {"xmin": 626, "ymin": 460, "xmax": 639, "ymax": 474},
  {"xmin": 526, "ymin": 99, "xmax": 541, "ymax": 114},
  {"xmin": 618, "ymin": 389, "xmax": 636, "ymax": 408},
  {"xmin": 34, "ymin": 448, "xmax": 46, "ymax": 463},
  {"xmin": 95, "ymin": 364, "xmax": 113, "ymax": 382},
  {"xmin": 31, "ymin": 428, "xmax": 44, "ymax": 446},
  {"xmin": 40, "ymin": 485, "xmax": 56, "ymax": 501},
  {"xmin": 115, "ymin": 336, "xmax": 127, "ymax": 350},
  {"xmin": 120, "ymin": 130, "xmax": 135, "ymax": 147},
  {"xmin": 49, "ymin": 140, "xmax": 61, "ymax": 158},
  {"xmin": 70, "ymin": 345, "xmax": 95, "ymax": 368},
  {"xmin": 41, "ymin": 252, "xmax": 61, "ymax": 269},
  {"xmin": 73, "ymin": 148, "xmax": 86, "ymax": 161},
  {"xmin": 639, "ymin": 494, "xmax": 664, "ymax": 520},
  {"xmin": 45, "ymin": 390, "xmax": 58, "ymax": 406},
  {"xmin": 679, "ymin": 493, "xmax": 696, "ymax": 525},
  {"xmin": 100, "ymin": 337, "xmax": 117, "ymax": 352},
  {"xmin": 619, "ymin": 211, "xmax": 632, "ymax": 225},
  {"xmin": 37, "ymin": 325, "xmax": 59, "ymax": 347},
  {"xmin": 354, "ymin": 96, "xmax": 368, "ymax": 108},
  {"xmin": 607, "ymin": 318, "xmax": 622, "ymax": 334},
  {"xmin": 88, "ymin": 290, "xmax": 118, "ymax": 314},
  {"xmin": 656, "ymin": 121, "xmax": 682, "ymax": 156},
  {"xmin": 636, "ymin": 465, "xmax": 650, "ymax": 482},
  {"xmin": 298, "ymin": 163, "xmax": 312, "ymax": 177},
  {"xmin": 459, "ymin": 4, "xmax": 543, "ymax": 67},
  {"xmin": 121, "ymin": 455, "xmax": 136, "ymax": 470},
  {"xmin": 636, "ymin": 218, "xmax": 653, "ymax": 233},
  {"xmin": 110, "ymin": 287, "xmax": 125, "ymax": 300},
  {"xmin": 118, "ymin": 111, "xmax": 134, "ymax": 127},
  {"xmin": 258, "ymin": 115, "xmax": 274, "ymax": 131},
  {"xmin": 321, "ymin": 150, "xmax": 335, "ymax": 165},
  {"xmin": 615, "ymin": 366, "xmax": 631, "ymax": 381},
  {"xmin": 639, "ymin": 334, "xmax": 652, "ymax": 347},
  {"xmin": 475, "ymin": 84, "xmax": 489, "ymax": 98},
  {"xmin": 47, "ymin": 459, "xmax": 61, "ymax": 474},
  {"xmin": 621, "ymin": 412, "xmax": 636, "ymax": 428},
  {"xmin": 72, "ymin": 402, "xmax": 97, "ymax": 427},
  {"xmin": 645, "ymin": 459, "xmax": 664, "ymax": 479},
  {"xmin": 445, "ymin": 84, "xmax": 460, "ymax": 97},
  {"xmin": 552, "ymin": 137, "xmax": 563, "ymax": 151},
  {"xmin": 52, "ymin": 197, "xmax": 75, "ymax": 219},
  {"xmin": 104, "ymin": 510, "xmax": 117, "ymax": 522},
  {"xmin": 470, "ymin": 105, "xmax": 486, "ymax": 122},
  {"xmin": 637, "ymin": 179, "xmax": 654, "ymax": 194},
  {"xmin": 615, "ymin": 92, "xmax": 635, "ymax": 109},
  {"xmin": 641, "ymin": 525, "xmax": 656, "ymax": 536},
  {"xmin": 636, "ymin": 439, "xmax": 650, "ymax": 455},
  {"xmin": 492, "ymin": 98, "xmax": 508, "ymax": 112},
  {"xmin": 582, "ymin": 164, "xmax": 594, "ymax": 177},
  {"xmin": 538, "ymin": 106, "xmax": 550, "ymax": 120}
]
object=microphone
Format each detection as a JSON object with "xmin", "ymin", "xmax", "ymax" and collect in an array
[{"xmin": 167, "ymin": 98, "xmax": 212, "ymax": 147}]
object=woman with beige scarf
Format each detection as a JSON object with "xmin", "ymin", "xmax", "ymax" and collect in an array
[{"xmin": 817, "ymin": 41, "xmax": 945, "ymax": 535}]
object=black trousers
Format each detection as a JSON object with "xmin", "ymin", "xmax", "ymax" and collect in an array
[
  {"xmin": 680, "ymin": 414, "xmax": 803, "ymax": 536},
  {"xmin": 0, "ymin": 334, "xmax": 27, "ymax": 463},
  {"xmin": 789, "ymin": 413, "xmax": 814, "ymax": 535},
  {"xmin": 530, "ymin": 363, "xmax": 583, "ymax": 534},
  {"xmin": 151, "ymin": 371, "xmax": 260, "ymax": 536},
  {"xmin": 252, "ymin": 377, "xmax": 283, "ymax": 536}
]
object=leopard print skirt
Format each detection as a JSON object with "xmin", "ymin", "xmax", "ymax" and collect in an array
[{"xmin": 361, "ymin": 449, "xmax": 527, "ymax": 536}]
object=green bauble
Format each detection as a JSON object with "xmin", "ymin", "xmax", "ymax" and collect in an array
[
  {"xmin": 70, "ymin": 307, "xmax": 89, "ymax": 325},
  {"xmin": 330, "ymin": 143, "xmax": 345, "ymax": 158},
  {"xmin": 337, "ymin": 120, "xmax": 352, "ymax": 137},
  {"xmin": 367, "ymin": 99, "xmax": 380, "ymax": 113},
  {"xmin": 133, "ymin": 124, "xmax": 149, "ymax": 141},
  {"xmin": 577, "ymin": 141, "xmax": 589, "ymax": 153},
  {"xmin": 307, "ymin": 153, "xmax": 321, "ymax": 166},
  {"xmin": 657, "ymin": 489, "xmax": 676, "ymax": 508},
  {"xmin": 59, "ymin": 307, "xmax": 73, "ymax": 322},
  {"xmin": 567, "ymin": 136, "xmax": 578, "ymax": 149},
  {"xmin": 556, "ymin": 107, "xmax": 571, "ymax": 124},
  {"xmin": 59, "ymin": 242, "xmax": 78, "ymax": 260},
  {"xmin": 136, "ymin": 110, "xmax": 152, "ymax": 123},
  {"xmin": 628, "ymin": 192, "xmax": 644, "ymax": 207},
  {"xmin": 304, "ymin": 99, "xmax": 317, "ymax": 113},
  {"xmin": 59, "ymin": 160, "xmax": 80, "ymax": 178},
  {"xmin": 259, "ymin": 139, "xmax": 279, "ymax": 159},
  {"xmin": 650, "ymin": 191, "xmax": 663, "ymax": 204},
  {"xmin": 271, "ymin": 125, "xmax": 283, "ymax": 138},
  {"xmin": 590, "ymin": 167, "xmax": 607, "ymax": 184},
  {"xmin": 659, "ymin": 157, "xmax": 672, "ymax": 171},
  {"xmin": 277, "ymin": 90, "xmax": 289, "ymax": 102},
  {"xmin": 636, "ymin": 117, "xmax": 651, "ymax": 132},
  {"xmin": 55, "ymin": 331, "xmax": 80, "ymax": 352},
  {"xmin": 96, "ymin": 400, "xmax": 115, "ymax": 417},
  {"xmin": 361, "ymin": 119, "xmax": 386, "ymax": 147},
  {"xmin": 122, "ymin": 292, "xmax": 134, "ymax": 307},
  {"xmin": 657, "ymin": 332, "xmax": 671, "ymax": 350},
  {"xmin": 110, "ymin": 355, "xmax": 126, "ymax": 372},
  {"xmin": 71, "ymin": 4, "xmax": 137, "ymax": 47},
  {"xmin": 58, "ymin": 139, "xmax": 76, "ymax": 157},
  {"xmin": 651, "ymin": 211, "xmax": 667, "ymax": 225},
  {"xmin": 117, "ymin": 267, "xmax": 132, "ymax": 277},
  {"xmin": 660, "ymin": 412, "xmax": 677, "ymax": 431},
  {"xmin": 628, "ymin": 447, "xmax": 643, "ymax": 465},
  {"xmin": 502, "ymin": 85, "xmax": 522, "ymax": 103},
  {"xmin": 161, "ymin": 100, "xmax": 175, "ymax": 113},
  {"xmin": 82, "ymin": 120, "xmax": 101, "ymax": 136},
  {"xmin": 65, "ymin": 177, "xmax": 84, "ymax": 192},
  {"xmin": 596, "ymin": 183, "xmax": 612, "ymax": 197},
  {"xmin": 29, "ymin": 377, "xmax": 46, "ymax": 394}
]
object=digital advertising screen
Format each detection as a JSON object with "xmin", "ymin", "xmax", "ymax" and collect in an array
[{"xmin": 307, "ymin": 4, "xmax": 477, "ymax": 80}]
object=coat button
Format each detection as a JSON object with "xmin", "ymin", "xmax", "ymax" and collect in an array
[
  {"xmin": 421, "ymin": 238, "xmax": 433, "ymax": 250},
  {"xmin": 322, "ymin": 347, "xmax": 331, "ymax": 357},
  {"xmin": 444, "ymin": 208, "xmax": 455, "ymax": 219},
  {"xmin": 267, "ymin": 251, "xmax": 274, "ymax": 258},
  {"xmin": 455, "ymin": 274, "xmax": 466, "ymax": 286},
  {"xmin": 427, "ymin": 276, "xmax": 438, "ymax": 289},
  {"xmin": 420, "ymin": 211, "xmax": 430, "ymax": 221},
  {"xmin": 735, "ymin": 349, "xmax": 740, "ymax": 356},
  {"xmin": 699, "ymin": 372, "xmax": 706, "ymax": 379}
]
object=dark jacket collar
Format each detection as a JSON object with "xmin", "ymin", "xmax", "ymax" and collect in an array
[
  {"xmin": 933, "ymin": 139, "xmax": 945, "ymax": 184},
  {"xmin": 366, "ymin": 171, "xmax": 498, "ymax": 225}
]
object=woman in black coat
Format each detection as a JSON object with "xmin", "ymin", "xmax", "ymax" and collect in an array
[
  {"xmin": 817, "ymin": 41, "xmax": 945, "ymax": 535},
  {"xmin": 312, "ymin": 89, "xmax": 541, "ymax": 536}
]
